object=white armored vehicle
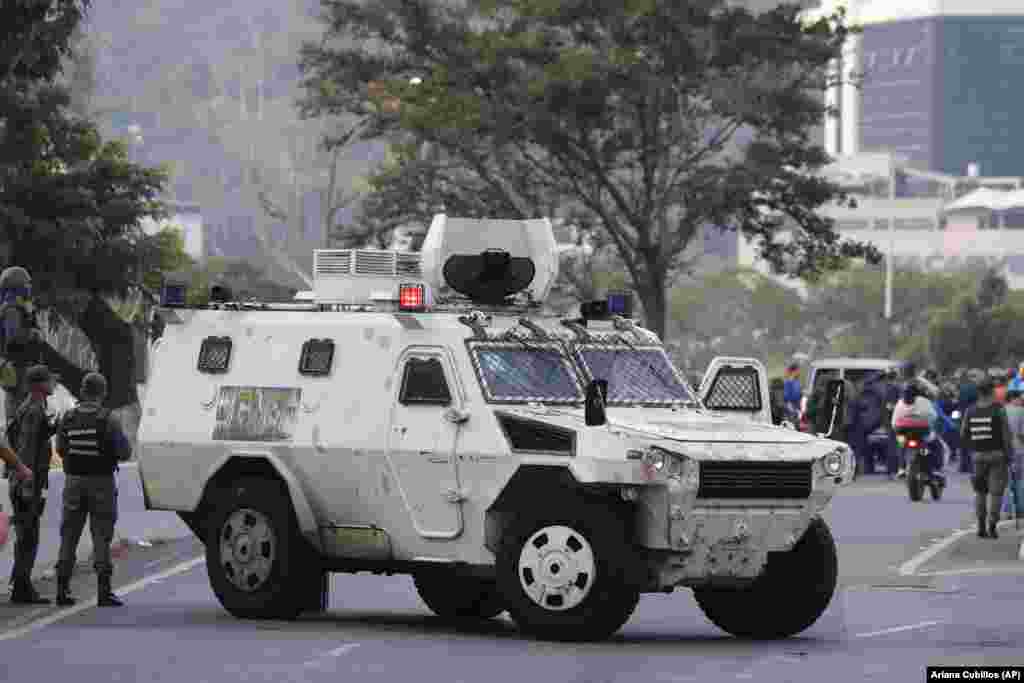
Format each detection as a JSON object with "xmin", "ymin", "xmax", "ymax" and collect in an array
[{"xmin": 138, "ymin": 214, "xmax": 853, "ymax": 642}]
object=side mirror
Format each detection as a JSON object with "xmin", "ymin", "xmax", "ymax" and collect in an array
[
  {"xmin": 585, "ymin": 379, "xmax": 608, "ymax": 426},
  {"xmin": 821, "ymin": 379, "xmax": 847, "ymax": 438}
]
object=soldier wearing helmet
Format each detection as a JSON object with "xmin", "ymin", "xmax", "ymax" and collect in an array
[{"xmin": 54, "ymin": 372, "xmax": 132, "ymax": 607}]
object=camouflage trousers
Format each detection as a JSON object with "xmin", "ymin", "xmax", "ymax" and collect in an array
[
  {"xmin": 972, "ymin": 451, "xmax": 1009, "ymax": 527},
  {"xmin": 8, "ymin": 482, "xmax": 44, "ymax": 584},
  {"xmin": 56, "ymin": 475, "xmax": 118, "ymax": 580}
]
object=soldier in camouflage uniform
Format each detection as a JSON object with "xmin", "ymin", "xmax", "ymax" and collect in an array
[
  {"xmin": 54, "ymin": 372, "xmax": 132, "ymax": 607},
  {"xmin": 8, "ymin": 364, "xmax": 58, "ymax": 604}
]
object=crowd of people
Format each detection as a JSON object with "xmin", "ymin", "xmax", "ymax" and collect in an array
[{"xmin": 770, "ymin": 362, "xmax": 1024, "ymax": 535}]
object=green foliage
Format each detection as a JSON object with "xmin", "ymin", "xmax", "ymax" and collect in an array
[{"xmin": 299, "ymin": 0, "xmax": 880, "ymax": 337}]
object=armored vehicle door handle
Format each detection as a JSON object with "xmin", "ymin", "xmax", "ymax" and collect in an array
[{"xmin": 444, "ymin": 408, "xmax": 470, "ymax": 424}]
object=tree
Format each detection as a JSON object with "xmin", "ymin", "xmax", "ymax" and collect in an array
[
  {"xmin": 1, "ymin": 1, "xmax": 171, "ymax": 409},
  {"xmin": 298, "ymin": 0, "xmax": 881, "ymax": 338}
]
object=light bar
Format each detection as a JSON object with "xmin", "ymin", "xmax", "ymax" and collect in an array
[{"xmin": 398, "ymin": 283, "xmax": 426, "ymax": 311}]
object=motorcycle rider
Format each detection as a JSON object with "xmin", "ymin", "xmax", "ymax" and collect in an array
[{"xmin": 891, "ymin": 381, "xmax": 944, "ymax": 482}]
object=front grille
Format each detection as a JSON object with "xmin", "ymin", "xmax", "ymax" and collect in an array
[{"xmin": 697, "ymin": 461, "xmax": 812, "ymax": 499}]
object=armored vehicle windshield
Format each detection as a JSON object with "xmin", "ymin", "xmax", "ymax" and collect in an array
[
  {"xmin": 469, "ymin": 341, "xmax": 584, "ymax": 404},
  {"xmin": 573, "ymin": 345, "xmax": 696, "ymax": 406}
]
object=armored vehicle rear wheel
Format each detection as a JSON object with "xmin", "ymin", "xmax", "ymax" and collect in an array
[
  {"xmin": 496, "ymin": 499, "xmax": 639, "ymax": 642},
  {"xmin": 206, "ymin": 477, "xmax": 318, "ymax": 620},
  {"xmin": 413, "ymin": 571, "xmax": 505, "ymax": 620},
  {"xmin": 693, "ymin": 517, "xmax": 838, "ymax": 639}
]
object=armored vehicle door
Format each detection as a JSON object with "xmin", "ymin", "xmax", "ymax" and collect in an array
[
  {"xmin": 387, "ymin": 346, "xmax": 465, "ymax": 540},
  {"xmin": 698, "ymin": 356, "xmax": 772, "ymax": 424}
]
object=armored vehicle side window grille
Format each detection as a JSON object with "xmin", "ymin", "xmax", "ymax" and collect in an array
[
  {"xmin": 704, "ymin": 367, "xmax": 762, "ymax": 411},
  {"xmin": 574, "ymin": 346, "xmax": 694, "ymax": 405},
  {"xmin": 198, "ymin": 336, "xmax": 232, "ymax": 374},
  {"xmin": 299, "ymin": 339, "xmax": 335, "ymax": 376},
  {"xmin": 470, "ymin": 343, "xmax": 583, "ymax": 404},
  {"xmin": 399, "ymin": 357, "xmax": 452, "ymax": 405},
  {"xmin": 497, "ymin": 414, "xmax": 575, "ymax": 455}
]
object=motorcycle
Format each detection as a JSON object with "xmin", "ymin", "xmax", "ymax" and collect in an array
[{"xmin": 894, "ymin": 417, "xmax": 946, "ymax": 502}]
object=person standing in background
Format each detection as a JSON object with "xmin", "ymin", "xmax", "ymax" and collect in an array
[
  {"xmin": 961, "ymin": 379, "xmax": 1013, "ymax": 539},
  {"xmin": 1002, "ymin": 390, "xmax": 1024, "ymax": 522},
  {"xmin": 783, "ymin": 363, "xmax": 802, "ymax": 423}
]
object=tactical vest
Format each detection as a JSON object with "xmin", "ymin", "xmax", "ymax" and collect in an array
[
  {"xmin": 59, "ymin": 407, "xmax": 115, "ymax": 476},
  {"xmin": 966, "ymin": 404, "xmax": 1006, "ymax": 452}
]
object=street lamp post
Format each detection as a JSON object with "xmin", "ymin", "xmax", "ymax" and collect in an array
[{"xmin": 884, "ymin": 154, "xmax": 896, "ymax": 355}]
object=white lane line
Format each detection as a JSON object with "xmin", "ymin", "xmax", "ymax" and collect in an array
[
  {"xmin": 899, "ymin": 519, "xmax": 1020, "ymax": 576},
  {"xmin": 854, "ymin": 620, "xmax": 944, "ymax": 639},
  {"xmin": 0, "ymin": 556, "xmax": 205, "ymax": 642},
  {"xmin": 899, "ymin": 530, "xmax": 970, "ymax": 576},
  {"xmin": 916, "ymin": 566, "xmax": 1024, "ymax": 577},
  {"xmin": 303, "ymin": 643, "xmax": 361, "ymax": 669}
]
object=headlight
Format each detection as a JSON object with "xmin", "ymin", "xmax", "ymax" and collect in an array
[
  {"xmin": 642, "ymin": 448, "xmax": 666, "ymax": 471},
  {"xmin": 822, "ymin": 449, "xmax": 845, "ymax": 476},
  {"xmin": 951, "ymin": 410, "xmax": 961, "ymax": 420}
]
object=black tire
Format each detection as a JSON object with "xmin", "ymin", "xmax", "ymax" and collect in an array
[
  {"xmin": 496, "ymin": 498, "xmax": 640, "ymax": 642},
  {"xmin": 929, "ymin": 481, "xmax": 943, "ymax": 501},
  {"xmin": 413, "ymin": 571, "xmax": 505, "ymax": 620},
  {"xmin": 205, "ymin": 477, "xmax": 316, "ymax": 620},
  {"xmin": 693, "ymin": 517, "xmax": 838, "ymax": 639},
  {"xmin": 907, "ymin": 461, "xmax": 924, "ymax": 501}
]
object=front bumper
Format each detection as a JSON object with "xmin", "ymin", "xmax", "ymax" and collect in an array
[{"xmin": 632, "ymin": 458, "xmax": 844, "ymax": 588}]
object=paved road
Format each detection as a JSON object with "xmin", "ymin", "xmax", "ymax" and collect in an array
[
  {"xmin": 0, "ymin": 463, "xmax": 191, "ymax": 583},
  {"xmin": 0, "ymin": 471, "xmax": 1021, "ymax": 682}
]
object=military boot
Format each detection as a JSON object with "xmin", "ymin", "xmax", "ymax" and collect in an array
[
  {"xmin": 56, "ymin": 576, "xmax": 76, "ymax": 607},
  {"xmin": 97, "ymin": 575, "xmax": 122, "ymax": 607},
  {"xmin": 9, "ymin": 579, "xmax": 51, "ymax": 605}
]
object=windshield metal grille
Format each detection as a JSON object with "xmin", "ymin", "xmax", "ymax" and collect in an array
[
  {"xmin": 468, "ymin": 341, "xmax": 583, "ymax": 404},
  {"xmin": 574, "ymin": 345, "xmax": 694, "ymax": 404},
  {"xmin": 697, "ymin": 461, "xmax": 812, "ymax": 499},
  {"xmin": 703, "ymin": 367, "xmax": 762, "ymax": 411}
]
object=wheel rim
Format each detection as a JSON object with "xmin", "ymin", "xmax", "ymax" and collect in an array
[
  {"xmin": 518, "ymin": 525, "xmax": 596, "ymax": 612},
  {"xmin": 219, "ymin": 508, "xmax": 276, "ymax": 593}
]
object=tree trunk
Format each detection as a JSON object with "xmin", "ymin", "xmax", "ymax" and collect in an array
[
  {"xmin": 20, "ymin": 337, "xmax": 87, "ymax": 403},
  {"xmin": 75, "ymin": 295, "xmax": 138, "ymax": 410},
  {"xmin": 638, "ymin": 279, "xmax": 669, "ymax": 342}
]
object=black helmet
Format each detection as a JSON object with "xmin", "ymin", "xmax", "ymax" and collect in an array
[
  {"xmin": 80, "ymin": 372, "xmax": 108, "ymax": 399},
  {"xmin": 0, "ymin": 266, "xmax": 31, "ymax": 290}
]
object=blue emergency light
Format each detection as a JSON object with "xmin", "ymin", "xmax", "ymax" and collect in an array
[
  {"xmin": 160, "ymin": 273, "xmax": 189, "ymax": 307},
  {"xmin": 606, "ymin": 291, "xmax": 632, "ymax": 317},
  {"xmin": 580, "ymin": 291, "xmax": 634, "ymax": 321}
]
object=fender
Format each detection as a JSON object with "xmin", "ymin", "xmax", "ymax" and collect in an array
[{"xmin": 203, "ymin": 450, "xmax": 323, "ymax": 553}]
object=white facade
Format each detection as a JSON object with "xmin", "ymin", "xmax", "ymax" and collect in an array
[{"xmin": 739, "ymin": 153, "xmax": 1024, "ymax": 293}]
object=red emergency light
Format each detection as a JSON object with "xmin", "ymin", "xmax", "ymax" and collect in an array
[
  {"xmin": 906, "ymin": 439, "xmax": 920, "ymax": 449},
  {"xmin": 398, "ymin": 283, "xmax": 426, "ymax": 311}
]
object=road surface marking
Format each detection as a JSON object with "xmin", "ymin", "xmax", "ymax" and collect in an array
[
  {"xmin": 0, "ymin": 556, "xmax": 204, "ymax": 642},
  {"xmin": 916, "ymin": 566, "xmax": 1024, "ymax": 577},
  {"xmin": 899, "ymin": 519, "xmax": 1020, "ymax": 576},
  {"xmin": 854, "ymin": 620, "xmax": 943, "ymax": 639},
  {"xmin": 303, "ymin": 643, "xmax": 361, "ymax": 669}
]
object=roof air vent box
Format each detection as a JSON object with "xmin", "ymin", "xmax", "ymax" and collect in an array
[{"xmin": 419, "ymin": 215, "xmax": 558, "ymax": 305}]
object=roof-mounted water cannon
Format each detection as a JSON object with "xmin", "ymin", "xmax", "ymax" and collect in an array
[{"xmin": 419, "ymin": 214, "xmax": 558, "ymax": 306}]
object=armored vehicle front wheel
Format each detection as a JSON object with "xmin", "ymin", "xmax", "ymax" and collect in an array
[
  {"xmin": 413, "ymin": 571, "xmax": 505, "ymax": 620},
  {"xmin": 693, "ymin": 517, "xmax": 838, "ymax": 639},
  {"xmin": 496, "ymin": 500, "xmax": 639, "ymax": 642},
  {"xmin": 205, "ymin": 477, "xmax": 319, "ymax": 620}
]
